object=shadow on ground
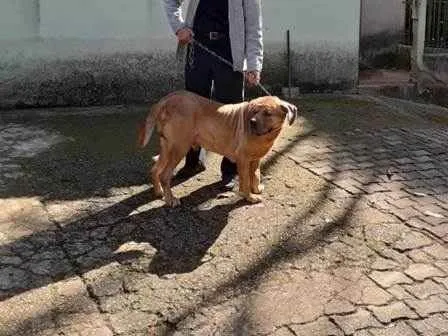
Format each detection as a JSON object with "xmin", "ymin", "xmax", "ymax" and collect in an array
[
  {"xmin": 0, "ymin": 181, "xmax": 250, "ymax": 302},
  {"xmin": 158, "ymin": 96, "xmax": 448, "ymax": 333},
  {"xmin": 0, "ymin": 108, "xmax": 153, "ymax": 200},
  {"xmin": 1, "ymin": 96, "xmax": 446, "ymax": 335}
]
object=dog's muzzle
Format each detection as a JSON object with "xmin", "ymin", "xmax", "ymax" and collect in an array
[{"xmin": 250, "ymin": 118, "xmax": 274, "ymax": 136}]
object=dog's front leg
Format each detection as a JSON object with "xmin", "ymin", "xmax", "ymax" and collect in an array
[
  {"xmin": 250, "ymin": 160, "xmax": 264, "ymax": 194},
  {"xmin": 238, "ymin": 160, "xmax": 262, "ymax": 203}
]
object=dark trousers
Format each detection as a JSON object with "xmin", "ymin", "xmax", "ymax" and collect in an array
[{"xmin": 184, "ymin": 38, "xmax": 244, "ymax": 178}]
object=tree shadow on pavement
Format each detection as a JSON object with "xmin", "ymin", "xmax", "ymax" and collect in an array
[
  {"xmin": 0, "ymin": 180, "xmax": 247, "ymax": 302},
  {"xmin": 158, "ymin": 96, "xmax": 448, "ymax": 333},
  {"xmin": 0, "ymin": 98, "xmax": 369, "ymax": 334},
  {"xmin": 161, "ymin": 172, "xmax": 360, "ymax": 334},
  {"xmin": 2, "ymin": 96, "xmax": 446, "ymax": 335}
]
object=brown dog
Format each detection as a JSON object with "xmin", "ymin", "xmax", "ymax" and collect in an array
[{"xmin": 138, "ymin": 90, "xmax": 298, "ymax": 207}]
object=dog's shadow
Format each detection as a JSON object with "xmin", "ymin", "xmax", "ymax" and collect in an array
[{"xmin": 70, "ymin": 180, "xmax": 247, "ymax": 277}]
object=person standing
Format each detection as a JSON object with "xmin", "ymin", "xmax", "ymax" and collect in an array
[{"xmin": 162, "ymin": 0, "xmax": 263, "ymax": 188}]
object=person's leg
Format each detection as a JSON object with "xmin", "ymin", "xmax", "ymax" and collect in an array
[
  {"xmin": 212, "ymin": 48, "xmax": 244, "ymax": 185},
  {"xmin": 185, "ymin": 44, "xmax": 213, "ymax": 100},
  {"xmin": 212, "ymin": 68, "xmax": 244, "ymax": 104},
  {"xmin": 176, "ymin": 44, "xmax": 213, "ymax": 179}
]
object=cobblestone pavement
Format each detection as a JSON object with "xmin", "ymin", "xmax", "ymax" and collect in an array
[{"xmin": 0, "ymin": 97, "xmax": 447, "ymax": 336}]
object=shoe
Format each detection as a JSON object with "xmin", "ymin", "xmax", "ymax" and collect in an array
[
  {"xmin": 175, "ymin": 161, "xmax": 206, "ymax": 180},
  {"xmin": 220, "ymin": 174, "xmax": 238, "ymax": 190}
]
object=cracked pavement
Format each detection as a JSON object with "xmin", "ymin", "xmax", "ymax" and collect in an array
[{"xmin": 0, "ymin": 96, "xmax": 447, "ymax": 336}]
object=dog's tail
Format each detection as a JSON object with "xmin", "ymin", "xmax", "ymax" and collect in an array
[{"xmin": 137, "ymin": 104, "xmax": 157, "ymax": 148}]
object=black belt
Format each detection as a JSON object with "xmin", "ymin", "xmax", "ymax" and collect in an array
[{"xmin": 196, "ymin": 31, "xmax": 228, "ymax": 41}]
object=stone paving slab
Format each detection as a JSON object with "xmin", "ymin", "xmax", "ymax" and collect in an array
[{"xmin": 0, "ymin": 96, "xmax": 448, "ymax": 335}]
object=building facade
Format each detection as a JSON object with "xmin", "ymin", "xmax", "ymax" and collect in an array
[
  {"xmin": 0, "ymin": 0, "xmax": 360, "ymax": 109},
  {"xmin": 359, "ymin": 0, "xmax": 407, "ymax": 68}
]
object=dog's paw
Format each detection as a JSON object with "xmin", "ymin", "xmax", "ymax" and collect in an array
[
  {"xmin": 165, "ymin": 197, "xmax": 181, "ymax": 208},
  {"xmin": 240, "ymin": 192, "xmax": 263, "ymax": 204},
  {"xmin": 247, "ymin": 194, "xmax": 263, "ymax": 203},
  {"xmin": 252, "ymin": 183, "xmax": 265, "ymax": 194}
]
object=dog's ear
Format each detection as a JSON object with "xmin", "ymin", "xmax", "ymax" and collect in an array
[
  {"xmin": 243, "ymin": 101, "xmax": 257, "ymax": 121},
  {"xmin": 280, "ymin": 101, "xmax": 298, "ymax": 125}
]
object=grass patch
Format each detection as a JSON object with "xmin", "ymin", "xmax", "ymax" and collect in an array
[{"xmin": 429, "ymin": 114, "xmax": 448, "ymax": 125}]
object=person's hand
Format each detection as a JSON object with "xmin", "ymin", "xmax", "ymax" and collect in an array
[
  {"xmin": 245, "ymin": 71, "xmax": 261, "ymax": 87},
  {"xmin": 176, "ymin": 27, "xmax": 193, "ymax": 45}
]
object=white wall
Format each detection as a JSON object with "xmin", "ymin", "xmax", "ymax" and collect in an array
[
  {"xmin": 1, "ymin": 0, "xmax": 360, "ymax": 45},
  {"xmin": 0, "ymin": 0, "xmax": 361, "ymax": 107},
  {"xmin": 264, "ymin": 0, "xmax": 360, "ymax": 47},
  {"xmin": 0, "ymin": 0, "xmax": 170, "ymax": 41},
  {"xmin": 0, "ymin": 0, "xmax": 174, "ymax": 64},
  {"xmin": 0, "ymin": 0, "xmax": 361, "ymax": 58},
  {"xmin": 361, "ymin": 0, "xmax": 405, "ymax": 37},
  {"xmin": 0, "ymin": 0, "xmax": 39, "ymax": 39},
  {"xmin": 40, "ymin": 0, "xmax": 153, "ymax": 39},
  {"xmin": 263, "ymin": 0, "xmax": 360, "ymax": 85}
]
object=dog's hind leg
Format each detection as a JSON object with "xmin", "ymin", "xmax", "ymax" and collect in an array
[
  {"xmin": 151, "ymin": 159, "xmax": 165, "ymax": 198},
  {"xmin": 151, "ymin": 139, "xmax": 169, "ymax": 197},
  {"xmin": 160, "ymin": 146, "xmax": 188, "ymax": 207}
]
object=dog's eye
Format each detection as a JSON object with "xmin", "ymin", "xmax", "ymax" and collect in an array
[{"xmin": 264, "ymin": 111, "xmax": 272, "ymax": 117}]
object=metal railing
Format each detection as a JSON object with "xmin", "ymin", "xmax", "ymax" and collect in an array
[
  {"xmin": 404, "ymin": 0, "xmax": 448, "ymax": 49},
  {"xmin": 427, "ymin": 0, "xmax": 448, "ymax": 47}
]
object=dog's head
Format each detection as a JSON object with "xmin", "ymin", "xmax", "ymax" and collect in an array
[{"xmin": 247, "ymin": 96, "xmax": 299, "ymax": 136}]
